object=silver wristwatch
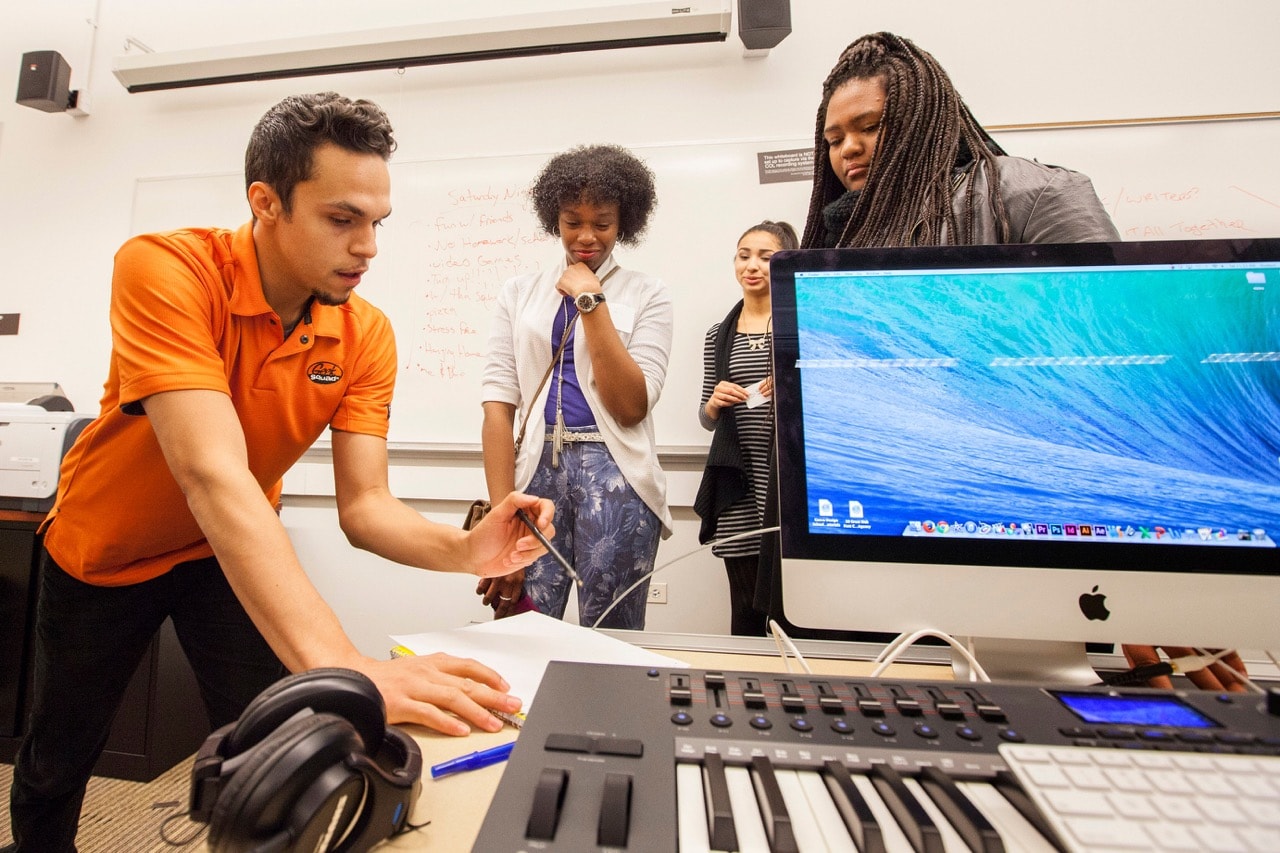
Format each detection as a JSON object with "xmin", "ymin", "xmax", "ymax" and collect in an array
[{"xmin": 575, "ymin": 292, "xmax": 606, "ymax": 314}]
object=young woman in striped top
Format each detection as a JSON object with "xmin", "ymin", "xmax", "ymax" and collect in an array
[{"xmin": 694, "ymin": 220, "xmax": 799, "ymax": 635}]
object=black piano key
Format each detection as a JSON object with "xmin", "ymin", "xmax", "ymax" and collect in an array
[
  {"xmin": 822, "ymin": 760, "xmax": 886, "ymax": 853},
  {"xmin": 918, "ymin": 766, "xmax": 1005, "ymax": 853},
  {"xmin": 750, "ymin": 754, "xmax": 799, "ymax": 853},
  {"xmin": 525, "ymin": 767, "xmax": 569, "ymax": 841},
  {"xmin": 702, "ymin": 753, "xmax": 739, "ymax": 852},
  {"xmin": 992, "ymin": 771, "xmax": 1069, "ymax": 853},
  {"xmin": 868, "ymin": 764, "xmax": 945, "ymax": 853},
  {"xmin": 597, "ymin": 772, "xmax": 632, "ymax": 848}
]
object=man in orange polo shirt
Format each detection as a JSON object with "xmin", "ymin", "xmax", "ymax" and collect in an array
[{"xmin": 5, "ymin": 92, "xmax": 553, "ymax": 853}]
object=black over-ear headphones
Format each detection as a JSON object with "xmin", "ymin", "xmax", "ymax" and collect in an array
[{"xmin": 188, "ymin": 668, "xmax": 422, "ymax": 852}]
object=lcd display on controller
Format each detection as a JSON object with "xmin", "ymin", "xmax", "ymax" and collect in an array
[{"xmin": 1051, "ymin": 691, "xmax": 1222, "ymax": 728}]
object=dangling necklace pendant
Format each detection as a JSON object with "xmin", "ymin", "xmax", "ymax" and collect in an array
[
  {"xmin": 552, "ymin": 411, "xmax": 564, "ymax": 468},
  {"xmin": 746, "ymin": 331, "xmax": 771, "ymax": 351}
]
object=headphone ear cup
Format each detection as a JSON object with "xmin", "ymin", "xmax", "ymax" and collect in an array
[
  {"xmin": 337, "ymin": 726, "xmax": 424, "ymax": 850},
  {"xmin": 188, "ymin": 722, "xmax": 236, "ymax": 823},
  {"xmin": 226, "ymin": 668, "xmax": 387, "ymax": 755},
  {"xmin": 208, "ymin": 712, "xmax": 363, "ymax": 853}
]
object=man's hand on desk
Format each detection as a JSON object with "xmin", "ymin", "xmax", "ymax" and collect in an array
[
  {"xmin": 360, "ymin": 653, "xmax": 523, "ymax": 736},
  {"xmin": 1121, "ymin": 644, "xmax": 1249, "ymax": 692}
]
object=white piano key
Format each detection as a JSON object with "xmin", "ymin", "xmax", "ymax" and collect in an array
[
  {"xmin": 725, "ymin": 765, "xmax": 771, "ymax": 853},
  {"xmin": 775, "ymin": 769, "xmax": 836, "ymax": 852},
  {"xmin": 677, "ymin": 762, "xmax": 713, "ymax": 853},
  {"xmin": 751, "ymin": 755, "xmax": 800, "ymax": 853},
  {"xmin": 702, "ymin": 753, "xmax": 739, "ymax": 852},
  {"xmin": 822, "ymin": 760, "xmax": 887, "ymax": 853},
  {"xmin": 901, "ymin": 776, "xmax": 972, "ymax": 853},
  {"xmin": 796, "ymin": 770, "xmax": 859, "ymax": 853},
  {"xmin": 957, "ymin": 781, "xmax": 1058, "ymax": 853},
  {"xmin": 917, "ymin": 767, "xmax": 1004, "ymax": 853},
  {"xmin": 870, "ymin": 765, "xmax": 945, "ymax": 853},
  {"xmin": 849, "ymin": 772, "xmax": 916, "ymax": 853}
]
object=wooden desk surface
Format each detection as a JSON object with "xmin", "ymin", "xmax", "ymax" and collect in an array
[{"xmin": 381, "ymin": 649, "xmax": 951, "ymax": 850}]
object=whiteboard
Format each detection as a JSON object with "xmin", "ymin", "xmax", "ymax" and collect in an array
[
  {"xmin": 992, "ymin": 119, "xmax": 1280, "ymax": 242},
  {"xmin": 131, "ymin": 138, "xmax": 814, "ymax": 447},
  {"xmin": 131, "ymin": 118, "xmax": 1280, "ymax": 448}
]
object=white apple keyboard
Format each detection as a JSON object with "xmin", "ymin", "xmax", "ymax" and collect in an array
[{"xmin": 999, "ymin": 742, "xmax": 1280, "ymax": 852}]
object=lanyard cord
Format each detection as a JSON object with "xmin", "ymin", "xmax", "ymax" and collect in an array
[
  {"xmin": 548, "ymin": 264, "xmax": 619, "ymax": 466},
  {"xmin": 551, "ymin": 302, "xmax": 578, "ymax": 467}
]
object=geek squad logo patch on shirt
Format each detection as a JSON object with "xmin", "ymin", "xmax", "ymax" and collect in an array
[{"xmin": 307, "ymin": 361, "xmax": 344, "ymax": 385}]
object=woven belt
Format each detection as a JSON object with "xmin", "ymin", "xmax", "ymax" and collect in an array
[{"xmin": 546, "ymin": 430, "xmax": 605, "ymax": 443}]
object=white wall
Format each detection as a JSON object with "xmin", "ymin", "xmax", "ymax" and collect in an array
[{"xmin": 3, "ymin": 1, "xmax": 1277, "ymax": 657}]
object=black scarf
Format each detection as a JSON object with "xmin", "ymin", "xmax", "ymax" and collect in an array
[
  {"xmin": 693, "ymin": 300, "xmax": 751, "ymax": 544},
  {"xmin": 821, "ymin": 189, "xmax": 861, "ymax": 248}
]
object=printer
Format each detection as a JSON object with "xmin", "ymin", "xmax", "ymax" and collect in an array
[{"xmin": 0, "ymin": 384, "xmax": 92, "ymax": 512}]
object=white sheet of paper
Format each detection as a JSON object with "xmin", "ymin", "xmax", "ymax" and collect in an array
[
  {"xmin": 744, "ymin": 379, "xmax": 771, "ymax": 408},
  {"xmin": 391, "ymin": 611, "xmax": 688, "ymax": 710}
]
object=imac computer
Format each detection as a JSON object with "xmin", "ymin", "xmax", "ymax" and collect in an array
[{"xmin": 769, "ymin": 237, "xmax": 1280, "ymax": 682}]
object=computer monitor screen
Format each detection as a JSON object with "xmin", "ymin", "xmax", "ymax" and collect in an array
[{"xmin": 770, "ymin": 238, "xmax": 1280, "ymax": 667}]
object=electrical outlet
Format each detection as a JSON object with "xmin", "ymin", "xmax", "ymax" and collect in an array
[{"xmin": 647, "ymin": 582, "xmax": 668, "ymax": 604}]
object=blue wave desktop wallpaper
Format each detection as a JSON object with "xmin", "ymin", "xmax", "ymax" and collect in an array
[{"xmin": 794, "ymin": 265, "xmax": 1280, "ymax": 543}]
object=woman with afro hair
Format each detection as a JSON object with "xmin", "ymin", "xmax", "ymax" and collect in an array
[{"xmin": 477, "ymin": 144, "xmax": 673, "ymax": 629}]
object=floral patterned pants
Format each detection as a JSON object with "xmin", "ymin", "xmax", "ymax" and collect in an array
[{"xmin": 523, "ymin": 438, "xmax": 660, "ymax": 629}]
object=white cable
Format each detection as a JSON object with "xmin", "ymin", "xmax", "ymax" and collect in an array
[
  {"xmin": 769, "ymin": 620, "xmax": 793, "ymax": 672},
  {"xmin": 1189, "ymin": 647, "xmax": 1264, "ymax": 695},
  {"xmin": 767, "ymin": 619, "xmax": 812, "ymax": 674},
  {"xmin": 870, "ymin": 628, "xmax": 991, "ymax": 682},
  {"xmin": 589, "ymin": 528, "xmax": 984, "ymax": 681},
  {"xmin": 589, "ymin": 526, "xmax": 780, "ymax": 629},
  {"xmin": 871, "ymin": 630, "xmax": 918, "ymax": 666}
]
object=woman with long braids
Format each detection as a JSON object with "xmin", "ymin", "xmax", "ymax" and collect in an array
[
  {"xmin": 755, "ymin": 33, "xmax": 1121, "ymax": 641},
  {"xmin": 786, "ymin": 34, "xmax": 1249, "ymax": 689},
  {"xmin": 477, "ymin": 144, "xmax": 673, "ymax": 630},
  {"xmin": 805, "ymin": 31, "xmax": 1119, "ymax": 250}
]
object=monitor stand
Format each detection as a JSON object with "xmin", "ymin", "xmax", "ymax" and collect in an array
[{"xmin": 951, "ymin": 637, "xmax": 1099, "ymax": 685}]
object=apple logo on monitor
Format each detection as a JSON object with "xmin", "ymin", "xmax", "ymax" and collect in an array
[{"xmin": 1079, "ymin": 585, "xmax": 1110, "ymax": 621}]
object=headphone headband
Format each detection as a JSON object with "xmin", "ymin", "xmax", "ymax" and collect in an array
[{"xmin": 189, "ymin": 669, "xmax": 421, "ymax": 852}]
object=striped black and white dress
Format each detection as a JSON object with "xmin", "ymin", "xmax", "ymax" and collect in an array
[{"xmin": 699, "ymin": 324, "xmax": 774, "ymax": 558}]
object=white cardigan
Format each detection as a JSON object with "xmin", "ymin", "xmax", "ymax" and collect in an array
[{"xmin": 481, "ymin": 254, "xmax": 674, "ymax": 535}]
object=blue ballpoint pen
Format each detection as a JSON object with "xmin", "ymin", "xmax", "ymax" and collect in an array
[{"xmin": 430, "ymin": 741, "xmax": 516, "ymax": 779}]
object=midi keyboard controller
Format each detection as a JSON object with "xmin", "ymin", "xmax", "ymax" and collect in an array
[{"xmin": 474, "ymin": 661, "xmax": 1280, "ymax": 852}]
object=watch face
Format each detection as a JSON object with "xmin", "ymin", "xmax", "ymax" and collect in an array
[{"xmin": 576, "ymin": 293, "xmax": 601, "ymax": 312}]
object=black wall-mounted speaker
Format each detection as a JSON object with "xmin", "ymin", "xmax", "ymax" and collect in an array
[
  {"xmin": 17, "ymin": 50, "xmax": 72, "ymax": 112},
  {"xmin": 738, "ymin": 0, "xmax": 792, "ymax": 51}
]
